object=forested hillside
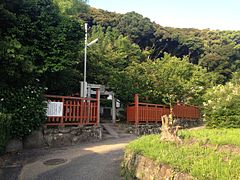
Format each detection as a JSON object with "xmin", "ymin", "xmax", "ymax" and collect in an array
[
  {"xmin": 77, "ymin": 2, "xmax": 240, "ymax": 104},
  {"xmin": 0, "ymin": 0, "xmax": 240, "ymax": 145},
  {"xmin": 1, "ymin": 0, "xmax": 240, "ymax": 105},
  {"xmin": 0, "ymin": 0, "xmax": 240, "ymax": 153},
  {"xmin": 83, "ymin": 7, "xmax": 240, "ymax": 84}
]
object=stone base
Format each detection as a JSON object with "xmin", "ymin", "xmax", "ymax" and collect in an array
[
  {"xmin": 43, "ymin": 126, "xmax": 102, "ymax": 147},
  {"xmin": 23, "ymin": 130, "xmax": 45, "ymax": 149},
  {"xmin": 5, "ymin": 138, "xmax": 23, "ymax": 153},
  {"xmin": 173, "ymin": 118, "xmax": 203, "ymax": 128},
  {"xmin": 127, "ymin": 124, "xmax": 161, "ymax": 136},
  {"xmin": 18, "ymin": 125, "xmax": 103, "ymax": 149},
  {"xmin": 127, "ymin": 119, "xmax": 202, "ymax": 136}
]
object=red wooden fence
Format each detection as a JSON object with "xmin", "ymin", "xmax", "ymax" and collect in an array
[
  {"xmin": 45, "ymin": 90, "xmax": 99, "ymax": 127},
  {"xmin": 127, "ymin": 94, "xmax": 200, "ymax": 125},
  {"xmin": 173, "ymin": 104, "xmax": 200, "ymax": 120}
]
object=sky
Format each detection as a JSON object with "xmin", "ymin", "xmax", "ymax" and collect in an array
[{"xmin": 88, "ymin": 0, "xmax": 240, "ymax": 30}]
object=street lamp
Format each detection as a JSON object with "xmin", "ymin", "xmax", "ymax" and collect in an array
[{"xmin": 83, "ymin": 23, "xmax": 98, "ymax": 97}]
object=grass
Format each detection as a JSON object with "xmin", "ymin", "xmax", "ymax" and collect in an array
[
  {"xmin": 179, "ymin": 128, "xmax": 240, "ymax": 147},
  {"xmin": 126, "ymin": 134, "xmax": 240, "ymax": 179}
]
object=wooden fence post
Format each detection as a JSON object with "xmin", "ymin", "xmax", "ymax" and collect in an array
[
  {"xmin": 96, "ymin": 88, "xmax": 100, "ymax": 127},
  {"xmin": 60, "ymin": 97, "xmax": 64, "ymax": 127},
  {"xmin": 134, "ymin": 94, "xmax": 139, "ymax": 125}
]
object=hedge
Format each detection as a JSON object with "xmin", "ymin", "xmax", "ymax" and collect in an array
[
  {"xmin": 0, "ymin": 85, "xmax": 47, "ymax": 138},
  {"xmin": 0, "ymin": 113, "xmax": 11, "ymax": 154},
  {"xmin": 203, "ymin": 82, "xmax": 240, "ymax": 128}
]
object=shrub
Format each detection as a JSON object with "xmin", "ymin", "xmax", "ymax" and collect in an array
[
  {"xmin": 0, "ymin": 113, "xmax": 11, "ymax": 154},
  {"xmin": 0, "ymin": 85, "xmax": 47, "ymax": 138},
  {"xmin": 203, "ymin": 82, "xmax": 240, "ymax": 128}
]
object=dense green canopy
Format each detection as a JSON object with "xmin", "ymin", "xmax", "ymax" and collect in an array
[
  {"xmin": 0, "ymin": 0, "xmax": 83, "ymax": 93},
  {"xmin": 1, "ymin": 0, "xmax": 240, "ymax": 138},
  {"xmin": 0, "ymin": 0, "xmax": 240, "ymax": 103}
]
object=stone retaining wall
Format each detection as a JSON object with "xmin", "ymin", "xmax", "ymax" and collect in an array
[
  {"xmin": 127, "ymin": 124, "xmax": 161, "ymax": 136},
  {"xmin": 122, "ymin": 151, "xmax": 193, "ymax": 180},
  {"xmin": 42, "ymin": 126, "xmax": 102, "ymax": 147},
  {"xmin": 127, "ymin": 119, "xmax": 202, "ymax": 136},
  {"xmin": 173, "ymin": 118, "xmax": 203, "ymax": 128},
  {"xmin": 6, "ymin": 126, "xmax": 102, "ymax": 152}
]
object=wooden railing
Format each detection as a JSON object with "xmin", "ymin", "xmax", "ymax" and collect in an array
[
  {"xmin": 45, "ymin": 90, "xmax": 99, "ymax": 127},
  {"xmin": 127, "ymin": 94, "xmax": 200, "ymax": 125},
  {"xmin": 173, "ymin": 104, "xmax": 200, "ymax": 120},
  {"xmin": 127, "ymin": 102, "xmax": 170, "ymax": 124}
]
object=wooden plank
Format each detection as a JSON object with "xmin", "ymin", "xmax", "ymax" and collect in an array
[{"xmin": 60, "ymin": 97, "xmax": 64, "ymax": 126}]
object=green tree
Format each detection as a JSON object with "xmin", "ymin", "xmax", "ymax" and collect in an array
[
  {"xmin": 203, "ymin": 82, "xmax": 240, "ymax": 128},
  {"xmin": 86, "ymin": 25, "xmax": 144, "ymax": 85},
  {"xmin": 0, "ymin": 0, "xmax": 86, "ymax": 142},
  {"xmin": 53, "ymin": 0, "xmax": 89, "ymax": 16},
  {"xmin": 116, "ymin": 12, "xmax": 155, "ymax": 49},
  {"xmin": 0, "ymin": 0, "xmax": 84, "ymax": 92},
  {"xmin": 112, "ymin": 53, "xmax": 216, "ymax": 105},
  {"xmin": 73, "ymin": 5, "xmax": 240, "ymax": 85}
]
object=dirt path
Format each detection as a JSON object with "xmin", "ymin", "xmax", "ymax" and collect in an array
[{"xmin": 13, "ymin": 135, "xmax": 136, "ymax": 180}]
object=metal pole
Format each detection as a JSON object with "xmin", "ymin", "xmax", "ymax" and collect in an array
[
  {"xmin": 83, "ymin": 23, "xmax": 88, "ymax": 97},
  {"xmin": 112, "ymin": 93, "xmax": 116, "ymax": 124}
]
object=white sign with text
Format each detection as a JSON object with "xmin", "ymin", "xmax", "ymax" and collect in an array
[{"xmin": 46, "ymin": 102, "xmax": 63, "ymax": 117}]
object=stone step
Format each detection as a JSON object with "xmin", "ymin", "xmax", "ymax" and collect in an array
[{"xmin": 102, "ymin": 123, "xmax": 119, "ymax": 138}]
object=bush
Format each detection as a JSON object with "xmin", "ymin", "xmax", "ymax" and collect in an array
[
  {"xmin": 203, "ymin": 82, "xmax": 240, "ymax": 128},
  {"xmin": 0, "ymin": 113, "xmax": 11, "ymax": 154},
  {"xmin": 0, "ymin": 85, "xmax": 47, "ymax": 138}
]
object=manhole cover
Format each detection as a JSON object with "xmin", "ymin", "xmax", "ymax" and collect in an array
[{"xmin": 43, "ymin": 158, "xmax": 67, "ymax": 166}]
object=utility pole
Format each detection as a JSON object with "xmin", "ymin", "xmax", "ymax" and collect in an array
[
  {"xmin": 82, "ymin": 23, "xmax": 98, "ymax": 98},
  {"xmin": 83, "ymin": 23, "xmax": 88, "ymax": 97},
  {"xmin": 112, "ymin": 92, "xmax": 116, "ymax": 124}
]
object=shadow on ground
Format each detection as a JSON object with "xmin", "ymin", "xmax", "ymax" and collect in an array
[{"xmin": 0, "ymin": 135, "xmax": 136, "ymax": 180}]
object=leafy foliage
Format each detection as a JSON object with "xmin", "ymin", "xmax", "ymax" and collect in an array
[
  {"xmin": 116, "ymin": 12, "xmax": 155, "ymax": 49},
  {"xmin": 0, "ymin": 0, "xmax": 84, "ymax": 91},
  {"xmin": 53, "ymin": 0, "xmax": 89, "ymax": 16},
  {"xmin": 0, "ymin": 86, "xmax": 47, "ymax": 138},
  {"xmin": 44, "ymin": 69, "xmax": 82, "ymax": 95},
  {"xmin": 86, "ymin": 25, "xmax": 144, "ymax": 85},
  {"xmin": 1, "ymin": 0, "xmax": 240, "ymax": 141},
  {"xmin": 112, "ymin": 53, "xmax": 216, "ymax": 105},
  {"xmin": 0, "ymin": 113, "xmax": 11, "ymax": 154},
  {"xmin": 88, "ymin": 8, "xmax": 240, "ymax": 82},
  {"xmin": 0, "ymin": 0, "xmax": 87, "ymax": 143},
  {"xmin": 203, "ymin": 82, "xmax": 240, "ymax": 128}
]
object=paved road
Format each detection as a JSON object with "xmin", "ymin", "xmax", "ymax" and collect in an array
[{"xmin": 19, "ymin": 136, "xmax": 135, "ymax": 180}]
